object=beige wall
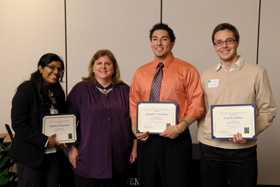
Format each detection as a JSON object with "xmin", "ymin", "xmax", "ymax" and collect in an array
[
  {"xmin": 66, "ymin": 0, "xmax": 160, "ymax": 91},
  {"xmin": 256, "ymin": 0, "xmax": 280, "ymax": 184},
  {"xmin": 0, "ymin": 0, "xmax": 65, "ymax": 133},
  {"xmin": 0, "ymin": 0, "xmax": 279, "ymax": 185}
]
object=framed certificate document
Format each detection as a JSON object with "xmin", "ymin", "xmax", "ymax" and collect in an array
[
  {"xmin": 41, "ymin": 114, "xmax": 77, "ymax": 144},
  {"xmin": 211, "ymin": 104, "xmax": 256, "ymax": 139},
  {"xmin": 136, "ymin": 102, "xmax": 177, "ymax": 134}
]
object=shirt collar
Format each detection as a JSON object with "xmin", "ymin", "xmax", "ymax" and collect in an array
[
  {"xmin": 215, "ymin": 55, "xmax": 244, "ymax": 72},
  {"xmin": 152, "ymin": 53, "xmax": 174, "ymax": 69},
  {"xmin": 96, "ymin": 81, "xmax": 113, "ymax": 89},
  {"xmin": 89, "ymin": 80, "xmax": 113, "ymax": 89}
]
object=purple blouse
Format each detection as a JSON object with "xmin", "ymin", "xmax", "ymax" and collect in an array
[{"xmin": 67, "ymin": 81, "xmax": 133, "ymax": 179}]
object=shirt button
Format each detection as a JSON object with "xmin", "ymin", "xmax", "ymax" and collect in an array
[{"xmin": 108, "ymin": 118, "xmax": 110, "ymax": 120}]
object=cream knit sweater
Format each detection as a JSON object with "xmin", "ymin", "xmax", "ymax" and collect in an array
[{"xmin": 198, "ymin": 57, "xmax": 276, "ymax": 149}]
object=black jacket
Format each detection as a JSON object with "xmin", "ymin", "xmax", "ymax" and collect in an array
[{"xmin": 9, "ymin": 81, "xmax": 52, "ymax": 168}]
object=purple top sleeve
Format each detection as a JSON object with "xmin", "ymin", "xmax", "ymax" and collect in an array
[{"xmin": 67, "ymin": 81, "xmax": 133, "ymax": 179}]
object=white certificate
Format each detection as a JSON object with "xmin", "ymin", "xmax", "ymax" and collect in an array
[
  {"xmin": 136, "ymin": 102, "xmax": 177, "ymax": 134},
  {"xmin": 41, "ymin": 114, "xmax": 77, "ymax": 143},
  {"xmin": 211, "ymin": 104, "xmax": 256, "ymax": 139}
]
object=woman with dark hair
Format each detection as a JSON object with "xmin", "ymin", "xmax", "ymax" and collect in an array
[
  {"xmin": 67, "ymin": 49, "xmax": 137, "ymax": 187},
  {"xmin": 9, "ymin": 53, "xmax": 67, "ymax": 187}
]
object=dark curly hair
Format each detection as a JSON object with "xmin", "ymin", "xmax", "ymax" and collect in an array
[{"xmin": 149, "ymin": 23, "xmax": 176, "ymax": 43}]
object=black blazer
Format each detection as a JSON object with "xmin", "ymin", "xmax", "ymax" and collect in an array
[{"xmin": 9, "ymin": 81, "xmax": 51, "ymax": 168}]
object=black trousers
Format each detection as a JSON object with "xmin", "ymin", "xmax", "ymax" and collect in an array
[
  {"xmin": 137, "ymin": 130, "xmax": 193, "ymax": 187},
  {"xmin": 199, "ymin": 143, "xmax": 257, "ymax": 187},
  {"xmin": 17, "ymin": 152, "xmax": 61, "ymax": 187}
]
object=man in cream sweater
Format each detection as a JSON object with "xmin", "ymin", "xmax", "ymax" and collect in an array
[{"xmin": 198, "ymin": 23, "xmax": 276, "ymax": 187}]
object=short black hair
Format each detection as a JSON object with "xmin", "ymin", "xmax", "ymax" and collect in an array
[{"xmin": 149, "ymin": 23, "xmax": 176, "ymax": 43}]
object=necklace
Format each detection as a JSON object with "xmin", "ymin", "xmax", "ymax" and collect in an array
[{"xmin": 96, "ymin": 86, "xmax": 113, "ymax": 95}]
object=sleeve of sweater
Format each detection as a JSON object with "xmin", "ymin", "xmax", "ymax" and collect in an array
[{"xmin": 255, "ymin": 69, "xmax": 277, "ymax": 134}]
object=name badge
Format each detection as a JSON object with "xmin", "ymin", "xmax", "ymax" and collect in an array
[{"xmin": 208, "ymin": 79, "xmax": 219, "ymax": 88}]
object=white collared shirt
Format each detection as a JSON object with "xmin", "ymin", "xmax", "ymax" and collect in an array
[
  {"xmin": 215, "ymin": 56, "xmax": 244, "ymax": 72},
  {"xmin": 44, "ymin": 91, "xmax": 58, "ymax": 154}
]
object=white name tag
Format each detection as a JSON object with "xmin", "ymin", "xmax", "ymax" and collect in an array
[{"xmin": 208, "ymin": 79, "xmax": 219, "ymax": 88}]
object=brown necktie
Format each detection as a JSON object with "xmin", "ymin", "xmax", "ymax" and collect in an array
[{"xmin": 149, "ymin": 62, "xmax": 164, "ymax": 102}]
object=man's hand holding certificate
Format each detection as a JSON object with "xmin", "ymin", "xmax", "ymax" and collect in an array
[
  {"xmin": 211, "ymin": 104, "xmax": 256, "ymax": 140},
  {"xmin": 136, "ymin": 102, "xmax": 177, "ymax": 134}
]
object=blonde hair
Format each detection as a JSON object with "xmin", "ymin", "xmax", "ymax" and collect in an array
[{"xmin": 82, "ymin": 49, "xmax": 123, "ymax": 85}]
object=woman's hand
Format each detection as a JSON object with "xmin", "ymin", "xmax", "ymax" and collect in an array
[
  {"xmin": 68, "ymin": 147, "xmax": 79, "ymax": 168},
  {"xmin": 47, "ymin": 134, "xmax": 67, "ymax": 149},
  {"xmin": 129, "ymin": 139, "xmax": 137, "ymax": 164},
  {"xmin": 47, "ymin": 134, "xmax": 60, "ymax": 148}
]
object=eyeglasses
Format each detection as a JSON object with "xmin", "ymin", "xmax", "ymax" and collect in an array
[
  {"xmin": 214, "ymin": 38, "xmax": 236, "ymax": 46},
  {"xmin": 46, "ymin": 64, "xmax": 64, "ymax": 73}
]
